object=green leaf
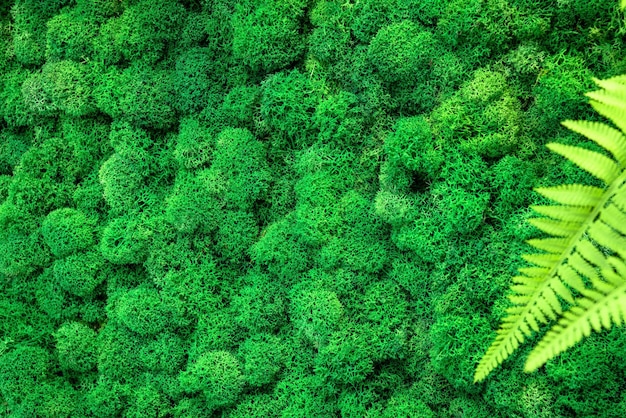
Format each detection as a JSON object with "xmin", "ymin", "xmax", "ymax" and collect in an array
[
  {"xmin": 556, "ymin": 264, "xmax": 586, "ymax": 293},
  {"xmin": 561, "ymin": 120, "xmax": 626, "ymax": 168},
  {"xmin": 574, "ymin": 239, "xmax": 607, "ymax": 268},
  {"xmin": 526, "ymin": 237, "xmax": 570, "ymax": 254},
  {"xmin": 587, "ymin": 219, "xmax": 626, "ymax": 260},
  {"xmin": 534, "ymin": 184, "xmax": 604, "ymax": 207},
  {"xmin": 590, "ymin": 77, "xmax": 626, "ymax": 105},
  {"xmin": 588, "ymin": 100, "xmax": 626, "ymax": 134},
  {"xmin": 530, "ymin": 205, "xmax": 591, "ymax": 223},
  {"xmin": 525, "ymin": 281, "xmax": 626, "ymax": 373},
  {"xmin": 598, "ymin": 203, "xmax": 626, "ymax": 233},
  {"xmin": 475, "ymin": 70, "xmax": 626, "ymax": 385},
  {"xmin": 527, "ymin": 218, "xmax": 582, "ymax": 237},
  {"xmin": 568, "ymin": 252, "xmax": 600, "ymax": 282},
  {"xmin": 546, "ymin": 143, "xmax": 621, "ymax": 185},
  {"xmin": 512, "ymin": 275, "xmax": 545, "ymax": 285},
  {"xmin": 521, "ymin": 253, "xmax": 561, "ymax": 268},
  {"xmin": 518, "ymin": 267, "xmax": 551, "ymax": 278}
]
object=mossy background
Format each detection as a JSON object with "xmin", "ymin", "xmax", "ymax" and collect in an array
[{"xmin": 0, "ymin": 0, "xmax": 625, "ymax": 416}]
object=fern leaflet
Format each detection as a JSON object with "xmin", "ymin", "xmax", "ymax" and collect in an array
[
  {"xmin": 475, "ymin": 74, "xmax": 626, "ymax": 383},
  {"xmin": 525, "ymin": 257, "xmax": 626, "ymax": 372}
]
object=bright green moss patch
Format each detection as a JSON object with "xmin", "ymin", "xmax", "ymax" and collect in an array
[{"xmin": 0, "ymin": 0, "xmax": 624, "ymax": 416}]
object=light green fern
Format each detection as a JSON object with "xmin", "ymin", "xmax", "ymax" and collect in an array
[{"xmin": 474, "ymin": 73, "xmax": 626, "ymax": 383}]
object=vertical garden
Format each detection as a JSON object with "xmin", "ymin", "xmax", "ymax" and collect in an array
[{"xmin": 0, "ymin": 0, "xmax": 626, "ymax": 416}]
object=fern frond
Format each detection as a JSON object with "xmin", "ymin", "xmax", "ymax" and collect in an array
[
  {"xmin": 613, "ymin": 187, "xmax": 626, "ymax": 212},
  {"xmin": 586, "ymin": 79, "xmax": 626, "ymax": 115},
  {"xmin": 546, "ymin": 143, "xmax": 621, "ymax": 185},
  {"xmin": 567, "ymin": 251, "xmax": 600, "ymax": 282},
  {"xmin": 521, "ymin": 253, "xmax": 562, "ymax": 268},
  {"xmin": 474, "ymin": 266, "xmax": 574, "ymax": 382},
  {"xmin": 586, "ymin": 77, "xmax": 626, "ymax": 133},
  {"xmin": 597, "ymin": 202, "xmax": 626, "ymax": 232},
  {"xmin": 555, "ymin": 264, "xmax": 586, "ymax": 293},
  {"xmin": 526, "ymin": 218, "xmax": 582, "ymax": 237},
  {"xmin": 525, "ymin": 237, "xmax": 570, "ymax": 254},
  {"xmin": 530, "ymin": 205, "xmax": 591, "ymax": 223},
  {"xmin": 525, "ymin": 257, "xmax": 626, "ymax": 373},
  {"xmin": 588, "ymin": 100, "xmax": 626, "ymax": 134},
  {"xmin": 475, "ymin": 72, "xmax": 626, "ymax": 384},
  {"xmin": 517, "ymin": 267, "xmax": 550, "ymax": 277},
  {"xmin": 587, "ymin": 220, "xmax": 626, "ymax": 260},
  {"xmin": 476, "ymin": 185, "xmax": 626, "ymax": 382},
  {"xmin": 589, "ymin": 77, "xmax": 626, "ymax": 105},
  {"xmin": 534, "ymin": 184, "xmax": 604, "ymax": 207},
  {"xmin": 561, "ymin": 120, "xmax": 626, "ymax": 168},
  {"xmin": 575, "ymin": 238, "xmax": 608, "ymax": 267}
]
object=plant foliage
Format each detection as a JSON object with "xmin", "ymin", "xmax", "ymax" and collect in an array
[{"xmin": 475, "ymin": 74, "xmax": 626, "ymax": 382}]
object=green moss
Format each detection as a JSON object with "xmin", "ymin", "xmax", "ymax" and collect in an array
[
  {"xmin": 42, "ymin": 208, "xmax": 95, "ymax": 258},
  {"xmin": 0, "ymin": 0, "xmax": 622, "ymax": 416},
  {"xmin": 232, "ymin": 0, "xmax": 308, "ymax": 74},
  {"xmin": 179, "ymin": 350, "xmax": 244, "ymax": 409}
]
